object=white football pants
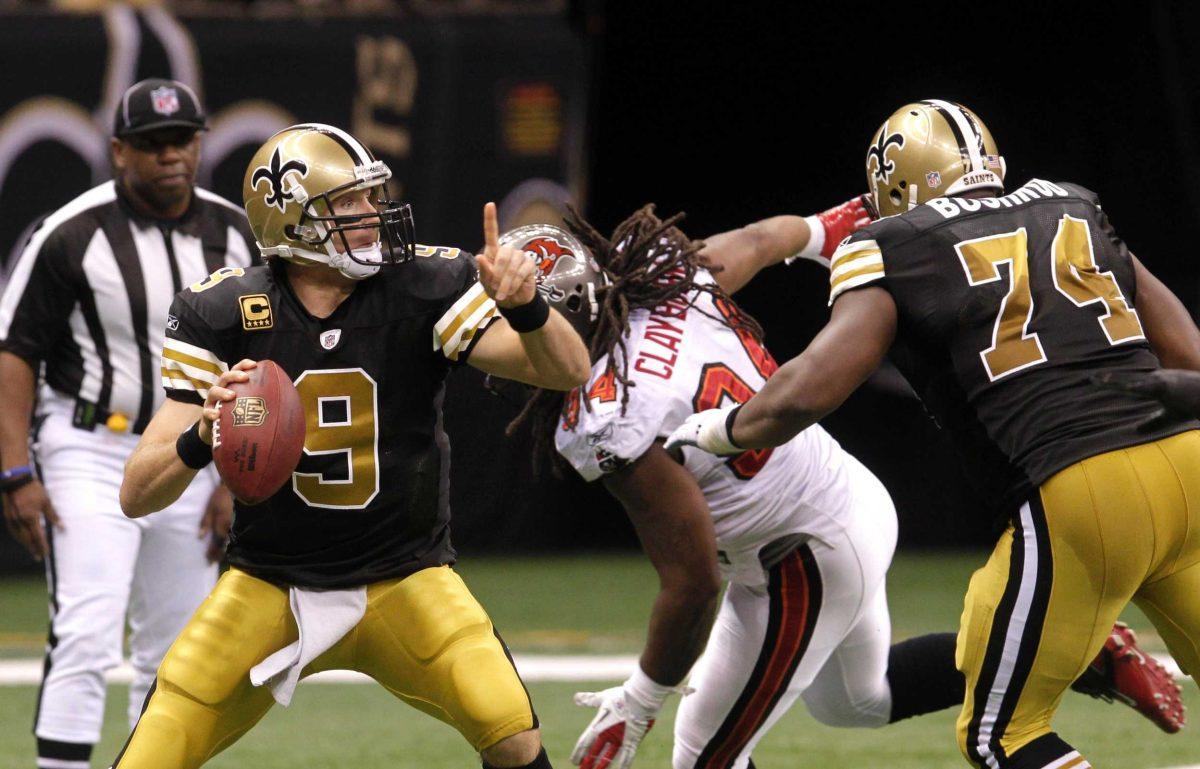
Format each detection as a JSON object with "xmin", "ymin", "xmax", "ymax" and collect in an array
[
  {"xmin": 32, "ymin": 400, "xmax": 218, "ymax": 745},
  {"xmin": 673, "ymin": 463, "xmax": 899, "ymax": 769}
]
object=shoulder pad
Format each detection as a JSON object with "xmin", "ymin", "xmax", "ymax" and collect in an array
[
  {"xmin": 555, "ymin": 358, "xmax": 675, "ymax": 482},
  {"xmin": 177, "ymin": 264, "xmax": 275, "ymax": 334},
  {"xmin": 395, "ymin": 245, "xmax": 478, "ymax": 303},
  {"xmin": 1055, "ymin": 181, "xmax": 1100, "ymax": 206},
  {"xmin": 415, "ymin": 244, "xmax": 468, "ymax": 260}
]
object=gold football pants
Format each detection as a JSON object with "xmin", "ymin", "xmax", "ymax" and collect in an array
[
  {"xmin": 111, "ymin": 565, "xmax": 536, "ymax": 768},
  {"xmin": 957, "ymin": 430, "xmax": 1200, "ymax": 768}
]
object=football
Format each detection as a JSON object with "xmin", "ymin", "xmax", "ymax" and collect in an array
[{"xmin": 212, "ymin": 360, "xmax": 305, "ymax": 504}]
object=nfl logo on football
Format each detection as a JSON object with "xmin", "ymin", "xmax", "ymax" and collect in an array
[
  {"xmin": 926, "ymin": 171, "xmax": 942, "ymax": 188},
  {"xmin": 150, "ymin": 86, "xmax": 180, "ymax": 116}
]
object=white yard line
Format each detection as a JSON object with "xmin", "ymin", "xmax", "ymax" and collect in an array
[
  {"xmin": 0, "ymin": 653, "xmax": 641, "ymax": 686},
  {"xmin": 0, "ymin": 651, "xmax": 1187, "ymax": 689}
]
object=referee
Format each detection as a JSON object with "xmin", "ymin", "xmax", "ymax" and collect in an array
[{"xmin": 0, "ymin": 79, "xmax": 255, "ymax": 769}]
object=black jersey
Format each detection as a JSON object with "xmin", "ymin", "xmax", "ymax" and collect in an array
[
  {"xmin": 161, "ymin": 246, "xmax": 498, "ymax": 588},
  {"xmin": 829, "ymin": 179, "xmax": 1199, "ymax": 509}
]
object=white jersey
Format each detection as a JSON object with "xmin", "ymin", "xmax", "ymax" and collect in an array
[{"xmin": 556, "ymin": 275, "xmax": 870, "ymax": 584}]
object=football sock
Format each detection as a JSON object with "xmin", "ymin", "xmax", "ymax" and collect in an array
[
  {"xmin": 36, "ymin": 737, "xmax": 92, "ymax": 769},
  {"xmin": 483, "ymin": 747, "xmax": 553, "ymax": 769},
  {"xmin": 886, "ymin": 632, "xmax": 965, "ymax": 723},
  {"xmin": 999, "ymin": 732, "xmax": 1084, "ymax": 769}
]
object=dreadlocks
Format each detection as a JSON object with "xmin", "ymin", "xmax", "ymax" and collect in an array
[{"xmin": 506, "ymin": 204, "xmax": 765, "ymax": 474}]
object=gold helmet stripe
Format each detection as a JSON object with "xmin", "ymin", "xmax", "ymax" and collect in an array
[{"xmin": 923, "ymin": 99, "xmax": 984, "ymax": 173}]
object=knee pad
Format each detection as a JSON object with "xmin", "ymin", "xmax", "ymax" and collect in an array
[{"xmin": 802, "ymin": 687, "xmax": 890, "ymax": 728}]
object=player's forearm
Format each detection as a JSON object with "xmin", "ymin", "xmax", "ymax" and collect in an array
[
  {"xmin": 731, "ymin": 354, "xmax": 837, "ymax": 449},
  {"xmin": 120, "ymin": 438, "xmax": 201, "ymax": 517},
  {"xmin": 701, "ymin": 216, "xmax": 812, "ymax": 295},
  {"xmin": 640, "ymin": 576, "xmax": 719, "ymax": 685},
  {"xmin": 0, "ymin": 352, "xmax": 37, "ymax": 468},
  {"xmin": 516, "ymin": 310, "xmax": 591, "ymax": 390}
]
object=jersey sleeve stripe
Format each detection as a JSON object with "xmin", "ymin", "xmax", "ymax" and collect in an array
[
  {"xmin": 829, "ymin": 268, "xmax": 886, "ymax": 304},
  {"xmin": 441, "ymin": 303, "xmax": 499, "ymax": 360},
  {"xmin": 162, "ymin": 338, "xmax": 227, "ymax": 374},
  {"xmin": 435, "ymin": 285, "xmax": 496, "ymax": 346},
  {"xmin": 830, "ymin": 253, "xmax": 883, "ymax": 281},
  {"xmin": 449, "ymin": 308, "xmax": 500, "ymax": 361},
  {"xmin": 162, "ymin": 351, "xmax": 225, "ymax": 381},
  {"xmin": 160, "ymin": 354, "xmax": 220, "ymax": 386},
  {"xmin": 829, "ymin": 239, "xmax": 881, "ymax": 272},
  {"xmin": 161, "ymin": 366, "xmax": 212, "ymax": 393},
  {"xmin": 434, "ymin": 282, "xmax": 488, "ymax": 341}
]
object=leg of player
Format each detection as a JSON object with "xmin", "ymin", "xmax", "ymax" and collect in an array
[
  {"xmin": 124, "ymin": 474, "xmax": 219, "ymax": 729},
  {"xmin": 673, "ymin": 484, "xmax": 896, "ymax": 769},
  {"xmin": 952, "ymin": 430, "xmax": 1200, "ymax": 769},
  {"xmin": 352, "ymin": 566, "xmax": 551, "ymax": 768},
  {"xmin": 109, "ymin": 569, "xmax": 291, "ymax": 768},
  {"xmin": 34, "ymin": 418, "xmax": 142, "ymax": 769}
]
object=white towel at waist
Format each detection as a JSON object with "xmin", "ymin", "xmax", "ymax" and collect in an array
[{"xmin": 248, "ymin": 586, "xmax": 368, "ymax": 706}]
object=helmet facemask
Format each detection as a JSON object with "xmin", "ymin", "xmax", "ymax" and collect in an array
[{"xmin": 288, "ymin": 168, "xmax": 416, "ymax": 280}]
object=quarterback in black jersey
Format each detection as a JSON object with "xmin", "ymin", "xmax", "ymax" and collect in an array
[
  {"xmin": 669, "ymin": 101, "xmax": 1200, "ymax": 769},
  {"xmin": 114, "ymin": 124, "xmax": 589, "ymax": 769}
]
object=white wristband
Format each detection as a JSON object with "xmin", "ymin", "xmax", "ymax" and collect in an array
[
  {"xmin": 624, "ymin": 666, "xmax": 680, "ymax": 717},
  {"xmin": 698, "ymin": 405, "xmax": 743, "ymax": 455},
  {"xmin": 785, "ymin": 215, "xmax": 826, "ymax": 266}
]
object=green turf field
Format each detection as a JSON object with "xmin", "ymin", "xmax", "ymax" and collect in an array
[{"xmin": 0, "ymin": 551, "xmax": 1195, "ymax": 768}]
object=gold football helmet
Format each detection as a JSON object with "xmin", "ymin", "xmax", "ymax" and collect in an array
[
  {"xmin": 865, "ymin": 100, "xmax": 1005, "ymax": 218},
  {"xmin": 242, "ymin": 123, "xmax": 415, "ymax": 279}
]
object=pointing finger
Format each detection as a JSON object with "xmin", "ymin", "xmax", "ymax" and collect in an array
[{"xmin": 483, "ymin": 202, "xmax": 499, "ymax": 257}]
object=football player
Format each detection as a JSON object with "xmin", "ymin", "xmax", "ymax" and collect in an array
[
  {"xmin": 668, "ymin": 101, "xmax": 1200, "ymax": 769},
  {"xmin": 508, "ymin": 204, "xmax": 1180, "ymax": 769},
  {"xmin": 111, "ymin": 123, "xmax": 590, "ymax": 769}
]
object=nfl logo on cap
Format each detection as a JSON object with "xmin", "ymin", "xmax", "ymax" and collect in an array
[
  {"xmin": 926, "ymin": 171, "xmax": 942, "ymax": 188},
  {"xmin": 150, "ymin": 86, "xmax": 180, "ymax": 116}
]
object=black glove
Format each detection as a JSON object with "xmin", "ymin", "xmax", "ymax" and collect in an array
[{"xmin": 1092, "ymin": 369, "xmax": 1200, "ymax": 425}]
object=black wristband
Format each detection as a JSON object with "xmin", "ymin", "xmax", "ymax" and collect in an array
[
  {"xmin": 724, "ymin": 404, "xmax": 745, "ymax": 450},
  {"xmin": 498, "ymin": 293, "xmax": 550, "ymax": 333},
  {"xmin": 176, "ymin": 420, "xmax": 213, "ymax": 470}
]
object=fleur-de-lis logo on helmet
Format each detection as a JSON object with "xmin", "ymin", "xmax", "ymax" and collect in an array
[
  {"xmin": 866, "ymin": 123, "xmax": 905, "ymax": 185},
  {"xmin": 251, "ymin": 146, "xmax": 308, "ymax": 213}
]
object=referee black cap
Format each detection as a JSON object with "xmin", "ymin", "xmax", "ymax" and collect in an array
[{"xmin": 113, "ymin": 78, "xmax": 207, "ymax": 138}]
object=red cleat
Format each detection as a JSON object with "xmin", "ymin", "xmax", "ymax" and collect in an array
[{"xmin": 1072, "ymin": 622, "xmax": 1185, "ymax": 734}]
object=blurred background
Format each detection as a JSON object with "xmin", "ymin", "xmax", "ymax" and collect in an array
[{"xmin": 0, "ymin": 1, "xmax": 1197, "ymax": 565}]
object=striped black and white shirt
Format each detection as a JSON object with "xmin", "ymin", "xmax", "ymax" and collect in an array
[{"xmin": 0, "ymin": 180, "xmax": 256, "ymax": 433}]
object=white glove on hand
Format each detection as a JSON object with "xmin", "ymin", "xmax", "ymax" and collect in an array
[
  {"xmin": 663, "ymin": 405, "xmax": 742, "ymax": 456},
  {"xmin": 572, "ymin": 669, "xmax": 691, "ymax": 769},
  {"xmin": 570, "ymin": 686, "xmax": 656, "ymax": 769}
]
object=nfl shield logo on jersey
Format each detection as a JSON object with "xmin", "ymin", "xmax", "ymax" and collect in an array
[
  {"xmin": 150, "ymin": 86, "xmax": 180, "ymax": 116},
  {"xmin": 321, "ymin": 329, "xmax": 342, "ymax": 350}
]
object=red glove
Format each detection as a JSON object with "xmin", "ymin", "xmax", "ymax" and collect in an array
[{"xmin": 812, "ymin": 195, "xmax": 873, "ymax": 260}]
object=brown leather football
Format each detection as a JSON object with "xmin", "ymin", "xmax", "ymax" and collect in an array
[{"xmin": 212, "ymin": 360, "xmax": 305, "ymax": 504}]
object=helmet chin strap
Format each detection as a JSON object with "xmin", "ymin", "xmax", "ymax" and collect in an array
[{"xmin": 329, "ymin": 242, "xmax": 383, "ymax": 280}]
